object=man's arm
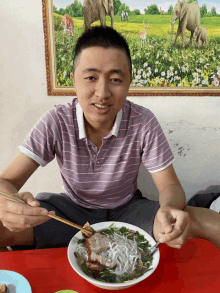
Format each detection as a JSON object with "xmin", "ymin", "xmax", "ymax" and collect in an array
[
  {"xmin": 151, "ymin": 164, "xmax": 191, "ymax": 248},
  {"xmin": 0, "ymin": 152, "xmax": 53, "ymax": 238},
  {"xmin": 151, "ymin": 164, "xmax": 185, "ymax": 210},
  {"xmin": 0, "ymin": 151, "xmax": 40, "ymax": 193}
]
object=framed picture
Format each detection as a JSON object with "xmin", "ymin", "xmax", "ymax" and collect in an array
[{"xmin": 42, "ymin": 0, "xmax": 220, "ymax": 96}]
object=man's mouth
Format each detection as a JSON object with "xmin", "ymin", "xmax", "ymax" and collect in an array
[{"xmin": 93, "ymin": 104, "xmax": 110, "ymax": 109}]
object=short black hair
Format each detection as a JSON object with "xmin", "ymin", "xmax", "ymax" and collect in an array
[{"xmin": 73, "ymin": 26, "xmax": 132, "ymax": 76}]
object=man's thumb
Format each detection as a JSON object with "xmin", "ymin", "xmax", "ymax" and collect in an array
[{"xmin": 21, "ymin": 192, "xmax": 40, "ymax": 206}]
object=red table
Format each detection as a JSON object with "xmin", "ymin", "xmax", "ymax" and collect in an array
[{"xmin": 0, "ymin": 239, "xmax": 219, "ymax": 293}]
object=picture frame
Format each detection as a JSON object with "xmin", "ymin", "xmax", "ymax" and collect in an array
[{"xmin": 42, "ymin": 0, "xmax": 220, "ymax": 96}]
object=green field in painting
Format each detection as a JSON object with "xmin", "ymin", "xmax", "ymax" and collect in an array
[{"xmin": 54, "ymin": 13, "xmax": 220, "ymax": 88}]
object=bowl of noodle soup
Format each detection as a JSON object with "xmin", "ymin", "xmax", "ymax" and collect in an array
[{"xmin": 67, "ymin": 221, "xmax": 160, "ymax": 290}]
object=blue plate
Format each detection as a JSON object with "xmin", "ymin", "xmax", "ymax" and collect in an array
[{"xmin": 0, "ymin": 270, "xmax": 32, "ymax": 293}]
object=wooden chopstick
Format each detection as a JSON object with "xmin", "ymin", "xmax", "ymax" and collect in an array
[{"xmin": 0, "ymin": 190, "xmax": 92, "ymax": 236}]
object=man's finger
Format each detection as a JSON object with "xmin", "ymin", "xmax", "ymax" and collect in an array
[
  {"xmin": 160, "ymin": 213, "xmax": 190, "ymax": 244},
  {"xmin": 3, "ymin": 211, "xmax": 52, "ymax": 228},
  {"xmin": 6, "ymin": 200, "xmax": 48, "ymax": 216},
  {"xmin": 164, "ymin": 223, "xmax": 190, "ymax": 248},
  {"xmin": 19, "ymin": 192, "xmax": 40, "ymax": 206},
  {"xmin": 157, "ymin": 210, "xmax": 173, "ymax": 234}
]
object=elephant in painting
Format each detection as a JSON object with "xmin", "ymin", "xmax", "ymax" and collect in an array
[
  {"xmin": 83, "ymin": 0, "xmax": 114, "ymax": 31},
  {"xmin": 194, "ymin": 27, "xmax": 207, "ymax": 48},
  {"xmin": 170, "ymin": 0, "xmax": 200, "ymax": 48}
]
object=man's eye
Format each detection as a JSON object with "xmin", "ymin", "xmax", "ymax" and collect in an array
[
  {"xmin": 111, "ymin": 78, "xmax": 122, "ymax": 83},
  {"xmin": 85, "ymin": 76, "xmax": 95, "ymax": 81}
]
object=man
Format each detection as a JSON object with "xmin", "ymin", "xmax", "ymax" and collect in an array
[{"xmin": 0, "ymin": 26, "xmax": 219, "ymax": 251}]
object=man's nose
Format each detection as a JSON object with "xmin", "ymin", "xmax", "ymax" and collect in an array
[{"xmin": 95, "ymin": 79, "xmax": 111, "ymax": 99}]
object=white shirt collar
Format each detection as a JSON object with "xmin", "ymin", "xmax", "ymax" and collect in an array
[{"xmin": 76, "ymin": 102, "xmax": 122, "ymax": 139}]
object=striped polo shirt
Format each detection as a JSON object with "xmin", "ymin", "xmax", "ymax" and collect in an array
[{"xmin": 19, "ymin": 98, "xmax": 174, "ymax": 209}]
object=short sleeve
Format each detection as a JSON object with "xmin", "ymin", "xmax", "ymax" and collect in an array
[
  {"xmin": 19, "ymin": 108, "xmax": 62, "ymax": 167},
  {"xmin": 141, "ymin": 111, "xmax": 174, "ymax": 173}
]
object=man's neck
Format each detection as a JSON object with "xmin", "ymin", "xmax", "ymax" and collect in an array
[{"xmin": 84, "ymin": 119, "xmax": 115, "ymax": 149}]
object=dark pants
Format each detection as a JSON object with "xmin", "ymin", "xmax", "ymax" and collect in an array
[{"xmin": 187, "ymin": 192, "xmax": 220, "ymax": 208}]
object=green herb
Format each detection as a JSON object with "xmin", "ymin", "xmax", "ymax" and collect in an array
[
  {"xmin": 135, "ymin": 231, "xmax": 147, "ymax": 242},
  {"xmin": 77, "ymin": 239, "xmax": 84, "ymax": 244},
  {"xmin": 101, "ymin": 270, "xmax": 116, "ymax": 277},
  {"xmin": 137, "ymin": 243, "xmax": 149, "ymax": 253},
  {"xmin": 81, "ymin": 264, "xmax": 93, "ymax": 277},
  {"xmin": 142, "ymin": 254, "xmax": 153, "ymax": 263},
  {"xmin": 119, "ymin": 226, "xmax": 129, "ymax": 235},
  {"xmin": 101, "ymin": 228, "xmax": 114, "ymax": 235},
  {"xmin": 135, "ymin": 271, "xmax": 146, "ymax": 279},
  {"xmin": 118, "ymin": 273, "xmax": 129, "ymax": 283},
  {"xmin": 127, "ymin": 236, "xmax": 134, "ymax": 241},
  {"xmin": 95, "ymin": 278, "xmax": 107, "ymax": 282}
]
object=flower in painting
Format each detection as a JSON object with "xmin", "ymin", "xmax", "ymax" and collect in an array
[
  {"xmin": 170, "ymin": 66, "xmax": 174, "ymax": 71},
  {"xmin": 194, "ymin": 77, "xmax": 201, "ymax": 84},
  {"xmin": 143, "ymin": 63, "xmax": 148, "ymax": 68},
  {"xmin": 164, "ymin": 53, "xmax": 167, "ymax": 58},
  {"xmin": 136, "ymin": 75, "xmax": 141, "ymax": 80},
  {"xmin": 155, "ymin": 61, "xmax": 159, "ymax": 64},
  {"xmin": 155, "ymin": 68, "xmax": 158, "ymax": 73},
  {"xmin": 161, "ymin": 72, "xmax": 165, "ymax": 76},
  {"xmin": 193, "ymin": 72, "xmax": 199, "ymax": 78},
  {"xmin": 138, "ymin": 70, "xmax": 142, "ymax": 75},
  {"xmin": 132, "ymin": 56, "xmax": 136, "ymax": 60},
  {"xmin": 137, "ymin": 52, "xmax": 140, "ymax": 57},
  {"xmin": 62, "ymin": 57, "xmax": 65, "ymax": 61},
  {"xmin": 217, "ymin": 70, "xmax": 220, "ymax": 77},
  {"xmin": 169, "ymin": 57, "xmax": 172, "ymax": 62},
  {"xmin": 63, "ymin": 70, "xmax": 67, "ymax": 77},
  {"xmin": 213, "ymin": 79, "xmax": 219, "ymax": 86}
]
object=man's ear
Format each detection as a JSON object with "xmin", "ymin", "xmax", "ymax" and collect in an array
[{"xmin": 70, "ymin": 72, "xmax": 74, "ymax": 85}]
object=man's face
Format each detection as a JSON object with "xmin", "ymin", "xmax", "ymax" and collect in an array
[{"xmin": 71, "ymin": 46, "xmax": 132, "ymax": 129}]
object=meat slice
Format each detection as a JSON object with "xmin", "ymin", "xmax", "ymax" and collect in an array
[
  {"xmin": 82, "ymin": 222, "xmax": 96, "ymax": 238},
  {"xmin": 89, "ymin": 251, "xmax": 117, "ymax": 270},
  {"xmin": 84, "ymin": 232, "xmax": 115, "ymax": 254},
  {"xmin": 0, "ymin": 284, "xmax": 6, "ymax": 293},
  {"xmin": 86, "ymin": 262, "xmax": 105, "ymax": 272},
  {"xmin": 84, "ymin": 231, "xmax": 117, "ymax": 269}
]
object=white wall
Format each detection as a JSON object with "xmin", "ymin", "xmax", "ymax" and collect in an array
[{"xmin": 1, "ymin": 0, "xmax": 220, "ymax": 202}]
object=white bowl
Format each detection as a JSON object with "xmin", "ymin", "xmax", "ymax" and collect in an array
[{"xmin": 67, "ymin": 221, "xmax": 160, "ymax": 290}]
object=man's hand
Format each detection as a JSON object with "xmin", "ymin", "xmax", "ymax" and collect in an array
[
  {"xmin": 0, "ymin": 192, "xmax": 55, "ymax": 233},
  {"xmin": 154, "ymin": 205, "xmax": 191, "ymax": 249}
]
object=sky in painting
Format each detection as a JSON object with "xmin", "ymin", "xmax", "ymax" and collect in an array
[{"xmin": 54, "ymin": 0, "xmax": 220, "ymax": 14}]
